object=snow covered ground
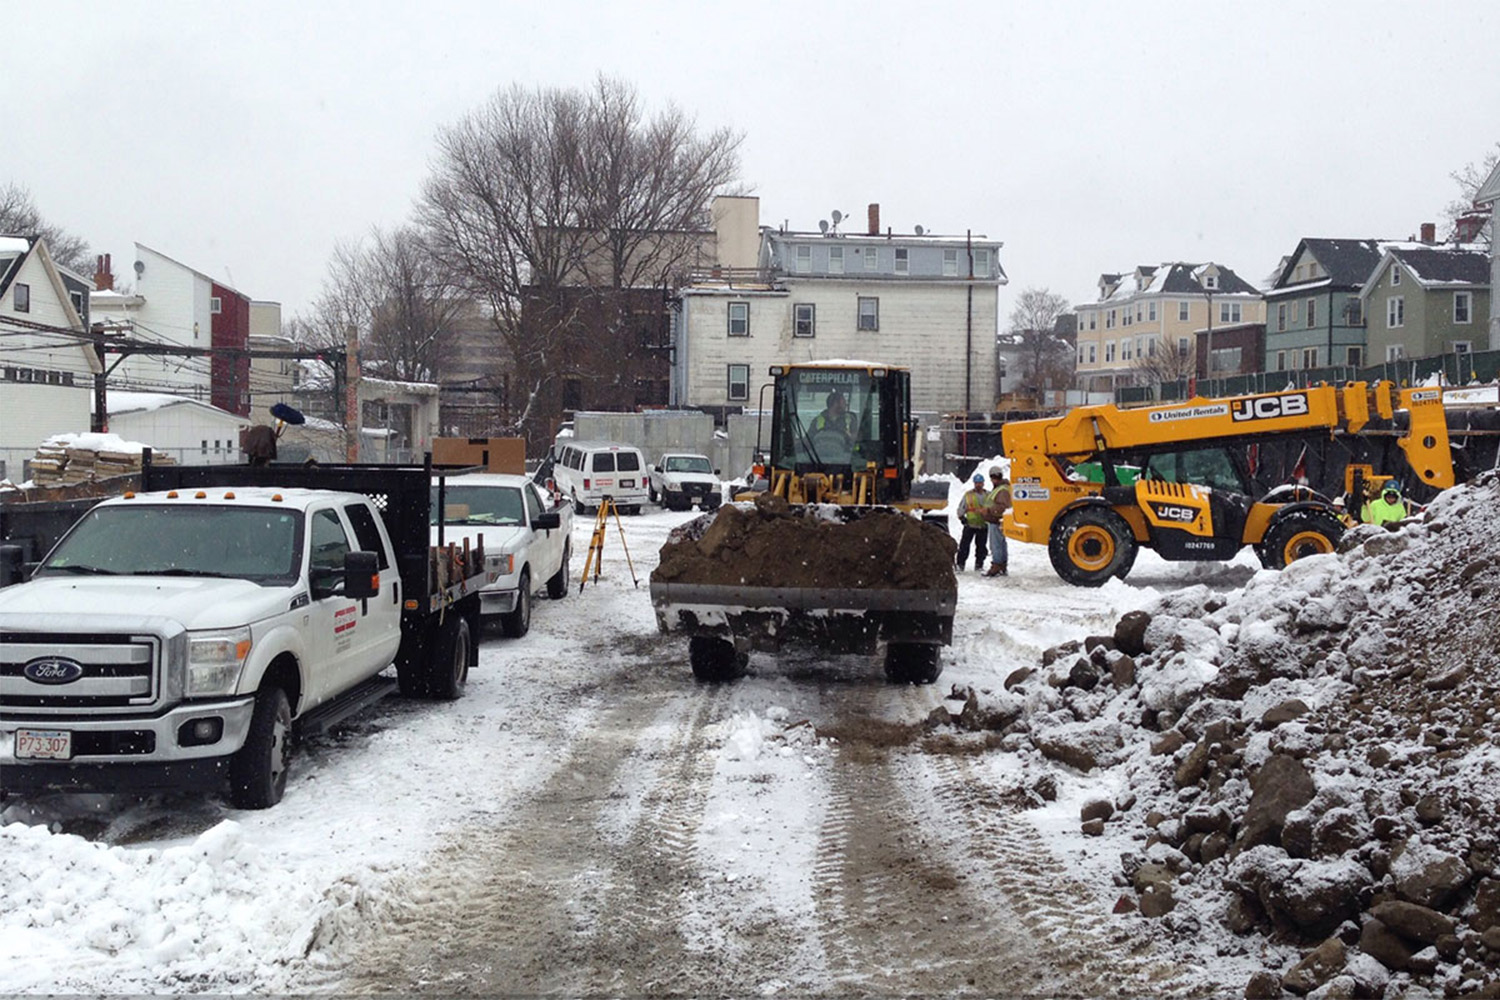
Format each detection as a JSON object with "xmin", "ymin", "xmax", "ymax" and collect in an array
[{"xmin": 0, "ymin": 475, "xmax": 1267, "ymax": 995}]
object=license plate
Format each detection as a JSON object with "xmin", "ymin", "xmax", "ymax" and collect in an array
[
  {"xmin": 16, "ymin": 728, "xmax": 72, "ymax": 760},
  {"xmin": 620, "ymin": 479, "xmax": 635, "ymax": 488}
]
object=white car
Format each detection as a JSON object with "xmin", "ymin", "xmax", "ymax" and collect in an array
[
  {"xmin": 648, "ymin": 453, "xmax": 723, "ymax": 511},
  {"xmin": 431, "ymin": 473, "xmax": 572, "ymax": 636}
]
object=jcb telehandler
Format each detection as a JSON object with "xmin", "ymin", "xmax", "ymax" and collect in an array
[{"xmin": 1002, "ymin": 381, "xmax": 1464, "ymax": 586}]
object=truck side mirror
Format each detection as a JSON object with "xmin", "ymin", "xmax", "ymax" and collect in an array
[
  {"xmin": 533, "ymin": 511, "xmax": 561, "ymax": 531},
  {"xmin": 714, "ymin": 468, "xmax": 721, "ymax": 476},
  {"xmin": 0, "ymin": 544, "xmax": 26, "ymax": 588},
  {"xmin": 343, "ymin": 550, "xmax": 381, "ymax": 600}
]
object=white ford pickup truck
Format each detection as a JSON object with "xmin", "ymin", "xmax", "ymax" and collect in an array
[
  {"xmin": 431, "ymin": 472, "xmax": 573, "ymax": 635},
  {"xmin": 0, "ymin": 460, "xmax": 487, "ymax": 808}
]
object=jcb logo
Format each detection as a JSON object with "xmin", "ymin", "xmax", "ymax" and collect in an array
[
  {"xmin": 1152, "ymin": 504, "xmax": 1196, "ymax": 523},
  {"xmin": 1231, "ymin": 393, "xmax": 1309, "ymax": 422}
]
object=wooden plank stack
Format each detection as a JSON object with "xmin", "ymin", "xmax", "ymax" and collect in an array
[{"xmin": 29, "ymin": 441, "xmax": 175, "ymax": 487}]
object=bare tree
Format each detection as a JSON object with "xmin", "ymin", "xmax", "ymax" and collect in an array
[
  {"xmin": 1131, "ymin": 341, "xmax": 1197, "ymax": 385},
  {"xmin": 418, "ymin": 76, "xmax": 741, "ymax": 447},
  {"xmin": 1443, "ymin": 141, "xmax": 1499, "ymax": 247},
  {"xmin": 0, "ymin": 182, "xmax": 92, "ymax": 272},
  {"xmin": 1005, "ymin": 287, "xmax": 1074, "ymax": 398}
]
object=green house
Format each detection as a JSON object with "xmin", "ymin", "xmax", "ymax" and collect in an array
[{"xmin": 1360, "ymin": 245, "xmax": 1491, "ymax": 366}]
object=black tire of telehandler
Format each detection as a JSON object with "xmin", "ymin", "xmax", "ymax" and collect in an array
[
  {"xmin": 1261, "ymin": 510, "xmax": 1344, "ymax": 570},
  {"xmin": 1048, "ymin": 506, "xmax": 1137, "ymax": 587},
  {"xmin": 884, "ymin": 643, "xmax": 943, "ymax": 685},
  {"xmin": 689, "ymin": 636, "xmax": 746, "ymax": 683}
]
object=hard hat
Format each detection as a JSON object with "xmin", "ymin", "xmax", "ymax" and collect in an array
[
  {"xmin": 1382, "ymin": 482, "xmax": 1401, "ymax": 496},
  {"xmin": 972, "ymin": 473, "xmax": 985, "ymax": 484}
]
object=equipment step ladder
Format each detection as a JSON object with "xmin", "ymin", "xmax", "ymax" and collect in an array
[{"xmin": 579, "ymin": 497, "xmax": 639, "ymax": 592}]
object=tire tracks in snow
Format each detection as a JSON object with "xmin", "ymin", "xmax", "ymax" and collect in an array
[{"xmin": 333, "ymin": 657, "xmax": 728, "ymax": 996}]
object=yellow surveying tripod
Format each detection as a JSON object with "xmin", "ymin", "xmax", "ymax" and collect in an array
[{"xmin": 579, "ymin": 496, "xmax": 639, "ymax": 592}]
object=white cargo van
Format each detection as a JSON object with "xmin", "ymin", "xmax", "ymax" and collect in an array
[{"xmin": 550, "ymin": 441, "xmax": 649, "ymax": 514}]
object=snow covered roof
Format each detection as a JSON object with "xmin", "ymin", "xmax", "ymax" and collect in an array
[
  {"xmin": 1359, "ymin": 245, "xmax": 1492, "ymax": 298},
  {"xmin": 1087, "ymin": 262, "xmax": 1260, "ymax": 305},
  {"xmin": 92, "ymin": 390, "xmax": 249, "ymax": 423},
  {"xmin": 0, "ymin": 235, "xmax": 32, "ymax": 255},
  {"xmin": 361, "ymin": 376, "xmax": 440, "ymax": 396}
]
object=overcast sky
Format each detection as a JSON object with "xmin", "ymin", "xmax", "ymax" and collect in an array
[{"xmin": 10, "ymin": 1, "xmax": 1498, "ymax": 326}]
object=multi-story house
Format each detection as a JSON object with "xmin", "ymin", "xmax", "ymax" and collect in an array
[
  {"xmin": 1477, "ymin": 160, "xmax": 1500, "ymax": 351},
  {"xmin": 671, "ymin": 202, "xmax": 1006, "ymax": 414},
  {"xmin": 1360, "ymin": 242, "xmax": 1491, "ymax": 364},
  {"xmin": 89, "ymin": 245, "xmax": 253, "ymax": 417},
  {"xmin": 0, "ymin": 235, "xmax": 100, "ymax": 479},
  {"xmin": 1263, "ymin": 238, "xmax": 1391, "ymax": 372},
  {"xmin": 1073, "ymin": 262, "xmax": 1263, "ymax": 392}
]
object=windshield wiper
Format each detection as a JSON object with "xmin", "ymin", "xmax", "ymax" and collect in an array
[
  {"xmin": 45, "ymin": 564, "xmax": 117, "ymax": 576},
  {"xmin": 133, "ymin": 568, "xmax": 234, "ymax": 578}
]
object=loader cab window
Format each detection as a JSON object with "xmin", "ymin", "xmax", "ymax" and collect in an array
[
  {"xmin": 1138, "ymin": 447, "xmax": 1247, "ymax": 494},
  {"xmin": 775, "ymin": 368, "xmax": 883, "ymax": 472}
]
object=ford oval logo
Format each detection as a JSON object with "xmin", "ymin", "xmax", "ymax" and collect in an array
[{"xmin": 23, "ymin": 657, "xmax": 86, "ymax": 685}]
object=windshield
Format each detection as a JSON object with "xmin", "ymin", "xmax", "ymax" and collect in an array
[
  {"xmin": 774, "ymin": 368, "xmax": 882, "ymax": 472},
  {"xmin": 432, "ymin": 484, "xmax": 526, "ymax": 526},
  {"xmin": 1136, "ymin": 447, "xmax": 1247, "ymax": 494},
  {"xmin": 38, "ymin": 505, "xmax": 303, "ymax": 584},
  {"xmin": 664, "ymin": 456, "xmax": 712, "ymax": 474}
]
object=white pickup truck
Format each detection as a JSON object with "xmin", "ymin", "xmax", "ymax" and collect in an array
[
  {"xmin": 431, "ymin": 473, "xmax": 572, "ymax": 636},
  {"xmin": 647, "ymin": 453, "xmax": 724, "ymax": 511},
  {"xmin": 0, "ymin": 460, "xmax": 488, "ymax": 809}
]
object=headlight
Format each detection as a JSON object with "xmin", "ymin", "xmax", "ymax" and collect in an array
[
  {"xmin": 488, "ymin": 553, "xmax": 514, "ymax": 575},
  {"xmin": 186, "ymin": 627, "xmax": 251, "ymax": 696},
  {"xmin": 665, "ymin": 482, "xmax": 681, "ymax": 492}
]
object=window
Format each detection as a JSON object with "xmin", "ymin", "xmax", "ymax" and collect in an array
[
  {"xmin": 795, "ymin": 245, "xmax": 811, "ymax": 274},
  {"xmin": 1106, "ymin": 309, "xmax": 1116, "ymax": 329},
  {"xmin": 13, "ymin": 283, "xmax": 29, "ymax": 313},
  {"xmin": 943, "ymin": 249, "xmax": 958, "ymax": 277},
  {"xmin": 1178, "ymin": 300, "xmax": 1189, "ymax": 322},
  {"xmin": 829, "ymin": 246, "xmax": 844, "ymax": 274},
  {"xmin": 1203, "ymin": 274, "xmax": 1219, "ymax": 290},
  {"xmin": 1390, "ymin": 266, "xmax": 1401, "ymax": 287},
  {"xmin": 794, "ymin": 303, "xmax": 815, "ymax": 338},
  {"xmin": 863, "ymin": 248, "xmax": 879, "ymax": 271},
  {"xmin": 1078, "ymin": 346, "xmax": 1087, "ymax": 365},
  {"xmin": 727, "ymin": 364, "xmax": 750, "ymax": 401},
  {"xmin": 1454, "ymin": 291, "xmax": 1472, "ymax": 324},
  {"xmin": 309, "ymin": 509, "xmax": 352, "ymax": 584},
  {"xmin": 70, "ymin": 290, "xmax": 85, "ymax": 316},
  {"xmin": 1386, "ymin": 344, "xmax": 1404, "ymax": 362},
  {"xmin": 1177, "ymin": 337, "xmax": 1190, "ymax": 357},
  {"xmin": 201, "ymin": 439, "xmax": 208, "ymax": 455},
  {"xmin": 1219, "ymin": 302, "xmax": 1242, "ymax": 324},
  {"xmin": 1088, "ymin": 313, "xmax": 1096, "ymax": 331},
  {"xmin": 616, "ymin": 450, "xmax": 641, "ymax": 472},
  {"xmin": 1386, "ymin": 296, "xmax": 1404, "ymax": 328},
  {"xmin": 591, "ymin": 452, "xmax": 616, "ymax": 473},
  {"xmin": 857, "ymin": 296, "xmax": 879, "ymax": 331},
  {"xmin": 974, "ymin": 249, "xmax": 990, "ymax": 274},
  {"xmin": 1301, "ymin": 347, "xmax": 1318, "ymax": 368},
  {"xmin": 1211, "ymin": 347, "xmax": 1242, "ymax": 373},
  {"xmin": 1348, "ymin": 299, "xmax": 1364, "ymax": 326},
  {"xmin": 1147, "ymin": 337, "xmax": 1157, "ymax": 357},
  {"xmin": 344, "ymin": 503, "xmax": 390, "ymax": 569},
  {"xmin": 1306, "ymin": 298, "xmax": 1316, "ymax": 327},
  {"xmin": 1123, "ymin": 308, "xmax": 1133, "ymax": 326},
  {"xmin": 1135, "ymin": 304, "xmax": 1143, "ymax": 322},
  {"xmin": 1087, "ymin": 344, "xmax": 1097, "ymax": 364},
  {"xmin": 1105, "ymin": 340, "xmax": 1116, "ymax": 363},
  {"xmin": 1346, "ymin": 346, "xmax": 1363, "ymax": 366},
  {"xmin": 210, "ymin": 296, "xmax": 222, "ymax": 314},
  {"xmin": 1148, "ymin": 302, "xmax": 1157, "ymax": 322},
  {"xmin": 1277, "ymin": 303, "xmax": 1288, "ymax": 332},
  {"xmin": 1121, "ymin": 339, "xmax": 1132, "ymax": 361},
  {"xmin": 894, "ymin": 248, "xmax": 909, "ymax": 274},
  {"xmin": 1453, "ymin": 340, "xmax": 1472, "ymax": 354},
  {"xmin": 727, "ymin": 301, "xmax": 749, "ymax": 336},
  {"xmin": 1276, "ymin": 351, "xmax": 1287, "ymax": 371}
]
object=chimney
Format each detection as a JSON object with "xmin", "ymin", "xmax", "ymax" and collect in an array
[
  {"xmin": 1420, "ymin": 222, "xmax": 1436, "ymax": 244},
  {"xmin": 867, "ymin": 203, "xmax": 880, "ymax": 236},
  {"xmin": 94, "ymin": 253, "xmax": 114, "ymax": 291}
]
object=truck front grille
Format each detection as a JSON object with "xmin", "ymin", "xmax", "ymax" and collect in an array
[{"xmin": 0, "ymin": 632, "xmax": 159, "ymax": 710}]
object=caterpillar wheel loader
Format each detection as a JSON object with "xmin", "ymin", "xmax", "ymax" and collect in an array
[
  {"xmin": 1002, "ymin": 381, "xmax": 1466, "ymax": 586},
  {"xmin": 649, "ymin": 361, "xmax": 958, "ymax": 684}
]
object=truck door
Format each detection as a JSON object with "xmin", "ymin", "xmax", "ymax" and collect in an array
[
  {"xmin": 304, "ymin": 506, "xmax": 359, "ymax": 706},
  {"xmin": 523, "ymin": 482, "xmax": 557, "ymax": 584},
  {"xmin": 342, "ymin": 500, "xmax": 403, "ymax": 674}
]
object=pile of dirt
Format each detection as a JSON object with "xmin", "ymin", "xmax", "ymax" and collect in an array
[
  {"xmin": 652, "ymin": 493, "xmax": 957, "ymax": 591},
  {"xmin": 943, "ymin": 470, "xmax": 1500, "ymax": 997}
]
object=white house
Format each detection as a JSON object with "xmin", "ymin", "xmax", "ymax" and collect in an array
[
  {"xmin": 95, "ymin": 391, "xmax": 251, "ymax": 465},
  {"xmin": 0, "ymin": 235, "xmax": 101, "ymax": 481},
  {"xmin": 1476, "ymin": 159, "xmax": 1500, "ymax": 351},
  {"xmin": 670, "ymin": 202, "xmax": 1006, "ymax": 415}
]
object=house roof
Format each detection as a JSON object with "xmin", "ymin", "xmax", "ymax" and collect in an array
[
  {"xmin": 1087, "ymin": 262, "xmax": 1259, "ymax": 304},
  {"xmin": 1386, "ymin": 246, "xmax": 1491, "ymax": 287},
  {"xmin": 95, "ymin": 390, "xmax": 250, "ymax": 423},
  {"xmin": 135, "ymin": 242, "xmax": 251, "ymax": 299},
  {"xmin": 1476, "ymin": 159, "xmax": 1500, "ymax": 207},
  {"xmin": 1277, "ymin": 238, "xmax": 1387, "ymax": 290},
  {"xmin": 0, "ymin": 234, "xmax": 34, "ymax": 298}
]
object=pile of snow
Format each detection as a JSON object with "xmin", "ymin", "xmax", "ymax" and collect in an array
[
  {"xmin": 934, "ymin": 471, "xmax": 1500, "ymax": 997},
  {"xmin": 41, "ymin": 432, "xmax": 152, "ymax": 454}
]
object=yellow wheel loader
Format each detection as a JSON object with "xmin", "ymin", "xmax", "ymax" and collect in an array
[
  {"xmin": 1002, "ymin": 381, "xmax": 1467, "ymax": 586},
  {"xmin": 649, "ymin": 362, "xmax": 958, "ymax": 683}
]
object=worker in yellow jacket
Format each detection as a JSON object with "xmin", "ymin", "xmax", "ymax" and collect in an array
[{"xmin": 1362, "ymin": 483, "xmax": 1409, "ymax": 527}]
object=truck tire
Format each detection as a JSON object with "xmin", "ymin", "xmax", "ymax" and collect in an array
[
  {"xmin": 546, "ymin": 542, "xmax": 571, "ymax": 599},
  {"xmin": 1261, "ymin": 510, "xmax": 1343, "ymax": 570},
  {"xmin": 428, "ymin": 616, "xmax": 470, "ymax": 701},
  {"xmin": 501, "ymin": 569, "xmax": 531, "ymax": 637},
  {"xmin": 884, "ymin": 642, "xmax": 942, "ymax": 685},
  {"xmin": 1049, "ymin": 506, "xmax": 1137, "ymax": 587},
  {"xmin": 648, "ymin": 483, "xmax": 659, "ymax": 503},
  {"xmin": 228, "ymin": 685, "xmax": 292, "ymax": 809},
  {"xmin": 689, "ymin": 636, "xmax": 746, "ymax": 682}
]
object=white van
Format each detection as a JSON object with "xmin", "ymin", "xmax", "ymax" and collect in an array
[{"xmin": 550, "ymin": 440, "xmax": 649, "ymax": 514}]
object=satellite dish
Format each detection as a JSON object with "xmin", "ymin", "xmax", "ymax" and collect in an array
[
  {"xmin": 133, "ymin": 259, "xmax": 145, "ymax": 276},
  {"xmin": 831, "ymin": 210, "xmax": 843, "ymax": 224},
  {"xmin": 914, "ymin": 225, "xmax": 925, "ymax": 236},
  {"xmin": 818, "ymin": 220, "xmax": 830, "ymax": 234}
]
